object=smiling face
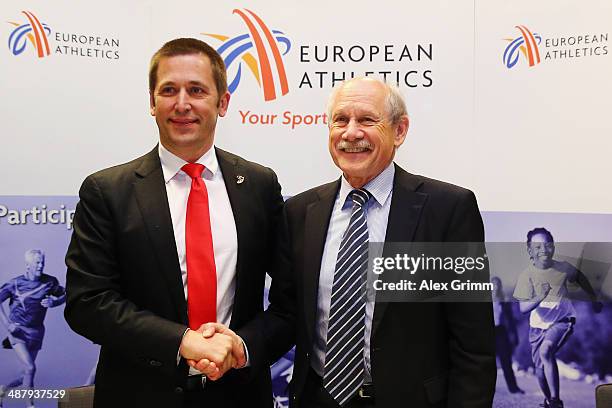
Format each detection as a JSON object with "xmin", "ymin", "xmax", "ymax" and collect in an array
[
  {"xmin": 528, "ymin": 233, "xmax": 555, "ymax": 269},
  {"xmin": 25, "ymin": 251, "xmax": 44, "ymax": 281},
  {"xmin": 150, "ymin": 53, "xmax": 230, "ymax": 162},
  {"xmin": 328, "ymin": 79, "xmax": 408, "ymax": 188}
]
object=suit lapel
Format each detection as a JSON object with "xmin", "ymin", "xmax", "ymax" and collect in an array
[
  {"xmin": 133, "ymin": 147, "xmax": 188, "ymax": 324},
  {"xmin": 371, "ymin": 164, "xmax": 427, "ymax": 338},
  {"xmin": 303, "ymin": 181, "xmax": 339, "ymax": 344},
  {"xmin": 215, "ymin": 148, "xmax": 249, "ymax": 328}
]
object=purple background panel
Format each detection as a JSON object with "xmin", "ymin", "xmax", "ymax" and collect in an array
[{"xmin": 0, "ymin": 196, "xmax": 98, "ymax": 408}]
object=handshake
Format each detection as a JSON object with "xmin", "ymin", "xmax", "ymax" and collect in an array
[{"xmin": 179, "ymin": 323, "xmax": 246, "ymax": 380}]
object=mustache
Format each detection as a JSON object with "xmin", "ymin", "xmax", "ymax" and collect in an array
[{"xmin": 336, "ymin": 140, "xmax": 373, "ymax": 150}]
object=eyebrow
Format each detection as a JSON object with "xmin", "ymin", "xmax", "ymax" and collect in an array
[
  {"xmin": 157, "ymin": 80, "xmax": 209, "ymax": 88},
  {"xmin": 332, "ymin": 109, "xmax": 381, "ymax": 118}
]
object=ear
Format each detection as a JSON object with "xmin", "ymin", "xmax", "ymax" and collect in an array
[
  {"xmin": 393, "ymin": 115, "xmax": 409, "ymax": 148},
  {"xmin": 217, "ymin": 91, "xmax": 231, "ymax": 117},
  {"xmin": 149, "ymin": 91, "xmax": 156, "ymax": 116}
]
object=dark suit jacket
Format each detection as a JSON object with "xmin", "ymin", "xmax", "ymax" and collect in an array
[
  {"xmin": 242, "ymin": 164, "xmax": 496, "ymax": 408},
  {"xmin": 65, "ymin": 147, "xmax": 283, "ymax": 408}
]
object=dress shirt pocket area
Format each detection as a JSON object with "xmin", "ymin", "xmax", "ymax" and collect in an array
[{"xmin": 423, "ymin": 372, "xmax": 448, "ymax": 405}]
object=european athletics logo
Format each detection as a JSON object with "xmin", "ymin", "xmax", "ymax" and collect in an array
[
  {"xmin": 503, "ymin": 25, "xmax": 542, "ymax": 69},
  {"xmin": 7, "ymin": 11, "xmax": 51, "ymax": 58},
  {"xmin": 203, "ymin": 9, "xmax": 291, "ymax": 101}
]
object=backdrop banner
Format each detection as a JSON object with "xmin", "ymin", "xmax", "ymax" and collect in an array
[{"xmin": 1, "ymin": 0, "xmax": 611, "ymax": 407}]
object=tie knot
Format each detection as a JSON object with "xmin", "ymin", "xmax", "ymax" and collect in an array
[
  {"xmin": 350, "ymin": 189, "xmax": 371, "ymax": 207},
  {"xmin": 182, "ymin": 163, "xmax": 205, "ymax": 179}
]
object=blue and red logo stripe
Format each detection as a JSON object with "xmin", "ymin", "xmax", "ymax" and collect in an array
[
  {"xmin": 503, "ymin": 25, "xmax": 542, "ymax": 69},
  {"xmin": 204, "ymin": 9, "xmax": 291, "ymax": 101},
  {"xmin": 8, "ymin": 11, "xmax": 51, "ymax": 58}
]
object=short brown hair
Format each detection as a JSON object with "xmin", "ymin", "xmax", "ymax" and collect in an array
[{"xmin": 149, "ymin": 38, "xmax": 227, "ymax": 98}]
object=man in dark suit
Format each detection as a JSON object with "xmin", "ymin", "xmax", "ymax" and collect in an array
[
  {"xmin": 199, "ymin": 77, "xmax": 496, "ymax": 407},
  {"xmin": 64, "ymin": 38, "xmax": 282, "ymax": 408}
]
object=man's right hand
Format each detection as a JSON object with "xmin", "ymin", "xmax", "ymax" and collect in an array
[
  {"xmin": 179, "ymin": 329, "xmax": 235, "ymax": 377},
  {"xmin": 186, "ymin": 323, "xmax": 247, "ymax": 380},
  {"xmin": 200, "ymin": 323, "xmax": 247, "ymax": 369}
]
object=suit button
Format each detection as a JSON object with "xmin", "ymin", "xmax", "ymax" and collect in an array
[
  {"xmin": 305, "ymin": 352, "xmax": 310, "ymax": 359},
  {"xmin": 149, "ymin": 360, "xmax": 162, "ymax": 367},
  {"xmin": 174, "ymin": 387, "xmax": 183, "ymax": 394}
]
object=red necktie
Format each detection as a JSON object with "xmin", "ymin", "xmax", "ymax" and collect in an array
[{"xmin": 182, "ymin": 163, "xmax": 217, "ymax": 329}]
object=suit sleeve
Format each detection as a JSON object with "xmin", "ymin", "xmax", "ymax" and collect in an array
[
  {"xmin": 236, "ymin": 167, "xmax": 294, "ymax": 372},
  {"xmin": 443, "ymin": 190, "xmax": 496, "ymax": 408},
  {"xmin": 238, "ymin": 200, "xmax": 297, "ymax": 368},
  {"xmin": 263, "ymin": 205, "xmax": 298, "ymax": 362},
  {"xmin": 65, "ymin": 174, "xmax": 186, "ymax": 375}
]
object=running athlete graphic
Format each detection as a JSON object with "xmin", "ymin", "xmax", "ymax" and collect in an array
[
  {"xmin": 0, "ymin": 249, "xmax": 66, "ymax": 408},
  {"xmin": 513, "ymin": 228, "xmax": 602, "ymax": 408}
]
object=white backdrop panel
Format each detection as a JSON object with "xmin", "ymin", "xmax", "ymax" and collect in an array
[
  {"xmin": 1, "ymin": 0, "xmax": 610, "ymax": 215},
  {"xmin": 1, "ymin": 0, "xmax": 155, "ymax": 195},
  {"xmin": 474, "ymin": 0, "xmax": 612, "ymax": 213}
]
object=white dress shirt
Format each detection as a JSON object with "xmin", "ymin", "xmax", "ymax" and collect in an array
[
  {"xmin": 312, "ymin": 162, "xmax": 395, "ymax": 382},
  {"xmin": 159, "ymin": 144, "xmax": 238, "ymax": 374}
]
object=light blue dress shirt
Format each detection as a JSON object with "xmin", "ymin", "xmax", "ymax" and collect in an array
[{"xmin": 312, "ymin": 162, "xmax": 395, "ymax": 382}]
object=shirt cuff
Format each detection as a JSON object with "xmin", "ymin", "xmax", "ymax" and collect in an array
[{"xmin": 241, "ymin": 338, "xmax": 251, "ymax": 368}]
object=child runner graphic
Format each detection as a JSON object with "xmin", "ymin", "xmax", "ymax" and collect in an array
[{"xmin": 513, "ymin": 228, "xmax": 602, "ymax": 408}]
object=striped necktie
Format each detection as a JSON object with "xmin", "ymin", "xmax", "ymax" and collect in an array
[{"xmin": 323, "ymin": 188, "xmax": 372, "ymax": 406}]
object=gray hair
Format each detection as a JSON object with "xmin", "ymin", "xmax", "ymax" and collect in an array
[
  {"xmin": 326, "ymin": 77, "xmax": 408, "ymax": 125},
  {"xmin": 25, "ymin": 249, "xmax": 44, "ymax": 261}
]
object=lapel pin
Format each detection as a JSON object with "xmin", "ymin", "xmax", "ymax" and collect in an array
[{"xmin": 236, "ymin": 175, "xmax": 245, "ymax": 184}]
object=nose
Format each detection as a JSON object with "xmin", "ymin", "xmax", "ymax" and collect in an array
[
  {"xmin": 343, "ymin": 118, "xmax": 363, "ymax": 141},
  {"xmin": 175, "ymin": 88, "xmax": 192, "ymax": 113}
]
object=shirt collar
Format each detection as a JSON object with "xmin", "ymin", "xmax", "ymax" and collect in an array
[
  {"xmin": 158, "ymin": 143, "xmax": 219, "ymax": 183},
  {"xmin": 338, "ymin": 162, "xmax": 395, "ymax": 209}
]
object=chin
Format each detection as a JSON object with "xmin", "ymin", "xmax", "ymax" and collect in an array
[
  {"xmin": 339, "ymin": 157, "xmax": 368, "ymax": 169},
  {"xmin": 536, "ymin": 260, "xmax": 552, "ymax": 269},
  {"xmin": 340, "ymin": 166, "xmax": 368, "ymax": 178}
]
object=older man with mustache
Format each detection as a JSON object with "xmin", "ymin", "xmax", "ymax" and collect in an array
[{"xmin": 199, "ymin": 77, "xmax": 496, "ymax": 407}]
